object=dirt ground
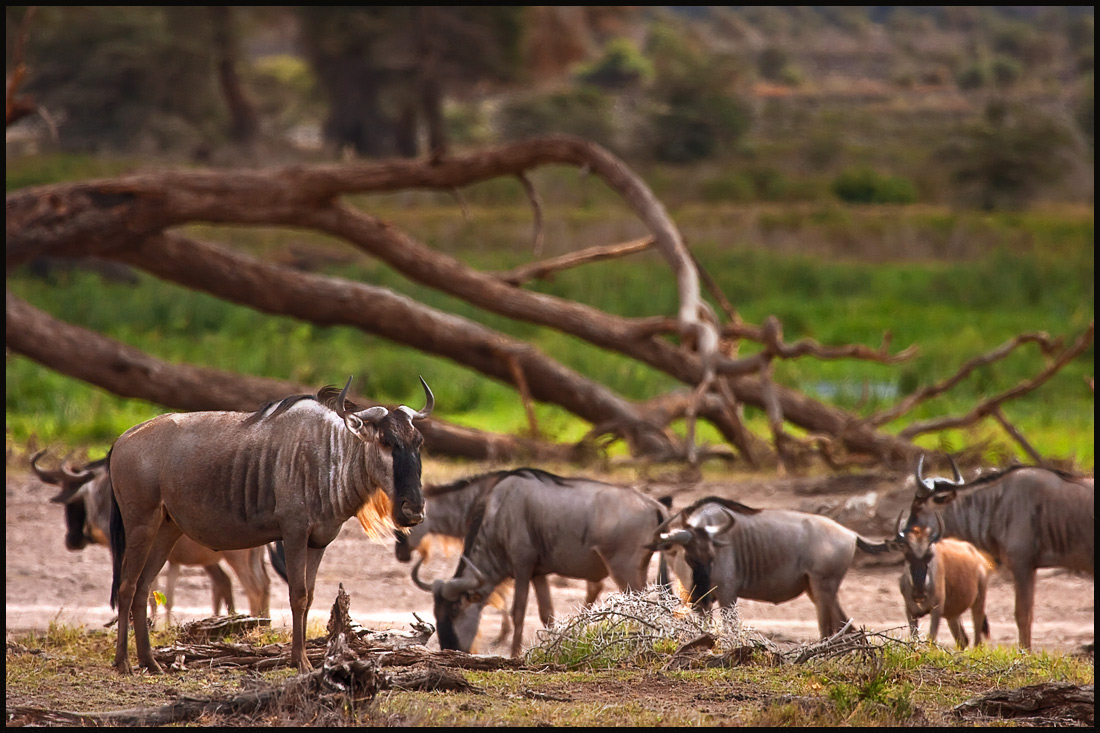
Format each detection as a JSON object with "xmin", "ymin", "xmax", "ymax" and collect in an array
[{"xmin": 5, "ymin": 460, "xmax": 1095, "ymax": 657}]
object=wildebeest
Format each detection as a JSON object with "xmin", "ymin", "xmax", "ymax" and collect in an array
[
  {"xmin": 394, "ymin": 469, "xmax": 606, "ymax": 645},
  {"xmin": 651, "ymin": 496, "xmax": 892, "ymax": 638},
  {"xmin": 892, "ymin": 512, "xmax": 993, "ymax": 648},
  {"xmin": 906, "ymin": 455, "xmax": 1094, "ymax": 649},
  {"xmin": 32, "ymin": 451, "xmax": 274, "ymax": 625},
  {"xmin": 107, "ymin": 376, "xmax": 433, "ymax": 674},
  {"xmin": 412, "ymin": 468, "xmax": 669, "ymax": 657}
]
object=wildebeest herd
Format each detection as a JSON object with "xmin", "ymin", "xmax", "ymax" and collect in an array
[{"xmin": 29, "ymin": 379, "xmax": 1095, "ymax": 675}]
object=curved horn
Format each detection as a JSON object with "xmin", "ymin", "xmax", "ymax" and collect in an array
[
  {"xmin": 336, "ymin": 376, "xmax": 354, "ymax": 418},
  {"xmin": 914, "ymin": 454, "xmax": 935, "ymax": 495},
  {"xmin": 398, "ymin": 376, "xmax": 434, "ymax": 421},
  {"xmin": 659, "ymin": 528, "xmax": 693, "ymax": 546},
  {"xmin": 653, "ymin": 510, "xmax": 682, "ymax": 536},
  {"xmin": 31, "ymin": 450, "xmax": 61, "ymax": 484},
  {"xmin": 460, "ymin": 555, "xmax": 486, "ymax": 584},
  {"xmin": 358, "ymin": 406, "xmax": 389, "ymax": 424},
  {"xmin": 947, "ymin": 454, "xmax": 964, "ymax": 486},
  {"xmin": 411, "ymin": 556, "xmax": 434, "ymax": 593},
  {"xmin": 440, "ymin": 573, "xmax": 482, "ymax": 602},
  {"xmin": 930, "ymin": 513, "xmax": 945, "ymax": 543},
  {"xmin": 894, "ymin": 510, "xmax": 907, "ymax": 540},
  {"xmin": 60, "ymin": 461, "xmax": 94, "ymax": 484}
]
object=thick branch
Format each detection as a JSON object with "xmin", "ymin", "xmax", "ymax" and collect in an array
[
  {"xmin": 5, "ymin": 289, "xmax": 576, "ymax": 462},
  {"xmin": 899, "ymin": 322, "xmax": 1093, "ymax": 439},
  {"xmin": 869, "ymin": 331, "xmax": 1073, "ymax": 427}
]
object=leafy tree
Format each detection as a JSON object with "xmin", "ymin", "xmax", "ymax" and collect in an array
[
  {"xmin": 640, "ymin": 21, "xmax": 751, "ymax": 164},
  {"xmin": 937, "ymin": 101, "xmax": 1079, "ymax": 210},
  {"xmin": 297, "ymin": 7, "xmax": 523, "ymax": 158},
  {"xmin": 831, "ymin": 167, "xmax": 917, "ymax": 204},
  {"xmin": 497, "ymin": 87, "xmax": 615, "ymax": 147},
  {"xmin": 574, "ymin": 37, "xmax": 652, "ymax": 91},
  {"xmin": 17, "ymin": 7, "xmax": 226, "ymax": 153}
]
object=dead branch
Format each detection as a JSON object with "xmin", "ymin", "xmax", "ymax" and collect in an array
[
  {"xmin": 494, "ymin": 236, "xmax": 654, "ymax": 286},
  {"xmin": 516, "ymin": 171, "xmax": 544, "ymax": 256},
  {"xmin": 954, "ymin": 682, "xmax": 1094, "ymax": 726},
  {"xmin": 7, "ymin": 137, "xmax": 1080, "ymax": 469},
  {"xmin": 989, "ymin": 406, "xmax": 1044, "ymax": 464},
  {"xmin": 869, "ymin": 330, "xmax": 1073, "ymax": 428},
  {"xmin": 899, "ymin": 322, "xmax": 1093, "ymax": 439}
]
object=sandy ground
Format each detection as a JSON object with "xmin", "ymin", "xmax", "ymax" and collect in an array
[{"xmin": 6, "ymin": 463, "xmax": 1094, "ymax": 655}]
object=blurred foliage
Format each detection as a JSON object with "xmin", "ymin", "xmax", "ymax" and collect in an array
[
  {"xmin": 832, "ymin": 168, "xmax": 918, "ymax": 205},
  {"xmin": 937, "ymin": 100, "xmax": 1081, "ymax": 210}
]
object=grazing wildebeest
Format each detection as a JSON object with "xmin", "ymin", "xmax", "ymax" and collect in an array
[
  {"xmin": 32, "ymin": 451, "xmax": 274, "ymax": 625},
  {"xmin": 651, "ymin": 496, "xmax": 893, "ymax": 638},
  {"xmin": 412, "ymin": 468, "xmax": 669, "ymax": 657},
  {"xmin": 107, "ymin": 376, "xmax": 433, "ymax": 674},
  {"xmin": 892, "ymin": 512, "xmax": 993, "ymax": 648},
  {"xmin": 394, "ymin": 469, "xmax": 606, "ymax": 645},
  {"xmin": 906, "ymin": 455, "xmax": 1094, "ymax": 649}
]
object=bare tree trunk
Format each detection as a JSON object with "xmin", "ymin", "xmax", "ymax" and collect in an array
[{"xmin": 208, "ymin": 6, "xmax": 259, "ymax": 146}]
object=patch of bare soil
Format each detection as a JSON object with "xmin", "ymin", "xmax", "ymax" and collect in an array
[{"xmin": 6, "ymin": 463, "xmax": 1094, "ymax": 655}]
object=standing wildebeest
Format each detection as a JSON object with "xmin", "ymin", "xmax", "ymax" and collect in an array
[
  {"xmin": 651, "ymin": 496, "xmax": 892, "ymax": 638},
  {"xmin": 412, "ymin": 468, "xmax": 669, "ymax": 657},
  {"xmin": 892, "ymin": 512, "xmax": 993, "ymax": 648},
  {"xmin": 107, "ymin": 376, "xmax": 433, "ymax": 674},
  {"xmin": 906, "ymin": 455, "xmax": 1094, "ymax": 649},
  {"xmin": 32, "ymin": 451, "xmax": 274, "ymax": 625},
  {"xmin": 394, "ymin": 469, "xmax": 606, "ymax": 645}
]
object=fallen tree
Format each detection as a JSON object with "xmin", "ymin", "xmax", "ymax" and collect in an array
[{"xmin": 6, "ymin": 135, "xmax": 1092, "ymax": 470}]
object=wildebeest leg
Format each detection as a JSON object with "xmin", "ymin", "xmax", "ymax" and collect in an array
[
  {"xmin": 510, "ymin": 570, "xmax": 533, "ymax": 658},
  {"xmin": 224, "ymin": 548, "xmax": 270, "ymax": 616},
  {"xmin": 202, "ymin": 563, "xmax": 235, "ymax": 615},
  {"xmin": 161, "ymin": 562, "xmax": 179, "ymax": 625},
  {"xmin": 946, "ymin": 616, "xmax": 968, "ymax": 649},
  {"xmin": 532, "ymin": 575, "xmax": 554, "ymax": 627},
  {"xmin": 132, "ymin": 525, "xmax": 183, "ymax": 673},
  {"xmin": 148, "ymin": 573, "xmax": 163, "ymax": 627},
  {"xmin": 491, "ymin": 592, "xmax": 514, "ymax": 646},
  {"xmin": 1011, "ymin": 563, "xmax": 1036, "ymax": 650},
  {"xmin": 807, "ymin": 578, "xmax": 847, "ymax": 638},
  {"xmin": 279, "ymin": 537, "xmax": 315, "ymax": 672},
  {"xmin": 584, "ymin": 580, "xmax": 603, "ymax": 606},
  {"xmin": 113, "ymin": 518, "xmax": 165, "ymax": 674}
]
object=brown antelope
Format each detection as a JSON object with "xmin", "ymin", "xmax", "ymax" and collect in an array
[
  {"xmin": 651, "ymin": 496, "xmax": 893, "ymax": 639},
  {"xmin": 893, "ymin": 512, "xmax": 993, "ymax": 648},
  {"xmin": 906, "ymin": 455, "xmax": 1094, "ymax": 649},
  {"xmin": 107, "ymin": 376, "xmax": 433, "ymax": 674}
]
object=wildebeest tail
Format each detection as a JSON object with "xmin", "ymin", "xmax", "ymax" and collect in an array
[
  {"xmin": 655, "ymin": 499, "xmax": 673, "ymax": 593},
  {"xmin": 268, "ymin": 541, "xmax": 289, "ymax": 583},
  {"xmin": 106, "ymin": 449, "xmax": 125, "ymax": 610},
  {"xmin": 856, "ymin": 536, "xmax": 893, "ymax": 555}
]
